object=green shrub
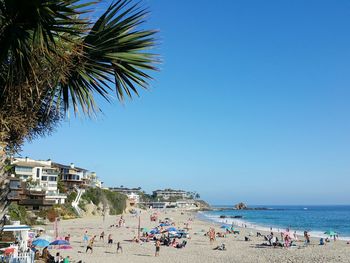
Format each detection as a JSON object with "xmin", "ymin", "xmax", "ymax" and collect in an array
[
  {"xmin": 81, "ymin": 188, "xmax": 126, "ymax": 215},
  {"xmin": 7, "ymin": 203, "xmax": 32, "ymax": 225},
  {"xmin": 66, "ymin": 191, "xmax": 77, "ymax": 203}
]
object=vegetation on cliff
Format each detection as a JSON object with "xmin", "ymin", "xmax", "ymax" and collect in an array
[{"xmin": 81, "ymin": 188, "xmax": 127, "ymax": 215}]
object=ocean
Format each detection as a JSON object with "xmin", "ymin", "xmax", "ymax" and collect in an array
[{"xmin": 199, "ymin": 205, "xmax": 350, "ymax": 240}]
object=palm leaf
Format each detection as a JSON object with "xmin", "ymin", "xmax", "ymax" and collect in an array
[{"xmin": 58, "ymin": 0, "xmax": 159, "ymax": 114}]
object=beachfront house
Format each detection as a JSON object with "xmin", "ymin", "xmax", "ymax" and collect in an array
[
  {"xmin": 53, "ymin": 162, "xmax": 87, "ymax": 190},
  {"xmin": 152, "ymin": 189, "xmax": 192, "ymax": 201},
  {"xmin": 7, "ymin": 176, "xmax": 56, "ymax": 210},
  {"xmin": 11, "ymin": 158, "xmax": 67, "ymax": 204},
  {"xmin": 176, "ymin": 199, "xmax": 199, "ymax": 210},
  {"xmin": 82, "ymin": 172, "xmax": 103, "ymax": 188}
]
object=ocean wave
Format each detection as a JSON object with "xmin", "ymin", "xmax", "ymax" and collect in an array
[{"xmin": 198, "ymin": 211, "xmax": 350, "ymax": 241}]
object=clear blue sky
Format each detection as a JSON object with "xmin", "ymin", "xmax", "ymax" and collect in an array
[{"xmin": 22, "ymin": 0, "xmax": 350, "ymax": 205}]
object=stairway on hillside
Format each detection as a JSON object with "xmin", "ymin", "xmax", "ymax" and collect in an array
[{"xmin": 72, "ymin": 187, "xmax": 85, "ymax": 216}]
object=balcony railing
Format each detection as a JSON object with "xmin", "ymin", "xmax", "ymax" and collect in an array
[{"xmin": 19, "ymin": 199, "xmax": 55, "ymax": 206}]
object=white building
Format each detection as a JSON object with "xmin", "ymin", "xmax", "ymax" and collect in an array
[
  {"xmin": 82, "ymin": 172, "xmax": 103, "ymax": 188},
  {"xmin": 11, "ymin": 157, "xmax": 66, "ymax": 204},
  {"xmin": 12, "ymin": 158, "xmax": 58, "ymax": 193},
  {"xmin": 126, "ymin": 192, "xmax": 140, "ymax": 203},
  {"xmin": 109, "ymin": 187, "xmax": 141, "ymax": 204},
  {"xmin": 152, "ymin": 189, "xmax": 191, "ymax": 200}
]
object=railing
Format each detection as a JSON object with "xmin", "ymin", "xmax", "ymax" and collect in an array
[
  {"xmin": 18, "ymin": 199, "xmax": 55, "ymax": 206},
  {"xmin": 9, "ymin": 251, "xmax": 34, "ymax": 263},
  {"xmin": 72, "ymin": 187, "xmax": 85, "ymax": 216}
]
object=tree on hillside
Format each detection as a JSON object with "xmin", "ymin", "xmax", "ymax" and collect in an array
[{"xmin": 0, "ymin": 0, "xmax": 159, "ymax": 153}]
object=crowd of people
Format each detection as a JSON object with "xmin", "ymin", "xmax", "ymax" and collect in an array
[{"xmin": 32, "ymin": 247, "xmax": 70, "ymax": 263}]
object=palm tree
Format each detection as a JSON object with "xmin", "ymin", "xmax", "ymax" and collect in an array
[
  {"xmin": 0, "ymin": 0, "xmax": 159, "ymax": 151},
  {"xmin": 0, "ymin": 0, "xmax": 159, "ymax": 216}
]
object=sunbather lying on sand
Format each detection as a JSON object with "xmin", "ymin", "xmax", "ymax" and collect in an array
[{"xmin": 213, "ymin": 244, "xmax": 226, "ymax": 251}]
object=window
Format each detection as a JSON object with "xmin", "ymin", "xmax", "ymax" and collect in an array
[
  {"xmin": 49, "ymin": 176, "xmax": 57, "ymax": 182},
  {"xmin": 36, "ymin": 168, "xmax": 40, "ymax": 178},
  {"xmin": 15, "ymin": 166, "xmax": 32, "ymax": 173},
  {"xmin": 41, "ymin": 176, "xmax": 48, "ymax": 181}
]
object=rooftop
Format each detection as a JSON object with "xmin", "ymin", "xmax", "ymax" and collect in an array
[{"xmin": 53, "ymin": 162, "xmax": 87, "ymax": 171}]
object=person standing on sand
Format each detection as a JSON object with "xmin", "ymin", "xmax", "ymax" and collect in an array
[
  {"xmin": 83, "ymin": 231, "xmax": 89, "ymax": 246},
  {"xmin": 155, "ymin": 239, "xmax": 160, "ymax": 257},
  {"xmin": 108, "ymin": 234, "xmax": 113, "ymax": 246},
  {"xmin": 116, "ymin": 242, "xmax": 123, "ymax": 253},
  {"xmin": 209, "ymin": 227, "xmax": 216, "ymax": 244},
  {"xmin": 304, "ymin": 231, "xmax": 310, "ymax": 245},
  {"xmin": 100, "ymin": 231, "xmax": 105, "ymax": 241}
]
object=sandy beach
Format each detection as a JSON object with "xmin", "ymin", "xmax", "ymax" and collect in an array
[{"xmin": 38, "ymin": 209, "xmax": 350, "ymax": 263}]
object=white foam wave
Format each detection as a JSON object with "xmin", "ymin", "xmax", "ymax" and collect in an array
[{"xmin": 198, "ymin": 212, "xmax": 350, "ymax": 241}]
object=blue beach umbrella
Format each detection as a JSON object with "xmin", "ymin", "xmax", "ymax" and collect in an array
[
  {"xmin": 32, "ymin": 239, "xmax": 50, "ymax": 247},
  {"xmin": 220, "ymin": 225, "xmax": 230, "ymax": 229},
  {"xmin": 50, "ymin": 240, "xmax": 70, "ymax": 246},
  {"xmin": 159, "ymin": 223, "xmax": 170, "ymax": 227},
  {"xmin": 150, "ymin": 229, "xmax": 160, "ymax": 234},
  {"xmin": 167, "ymin": 227, "xmax": 177, "ymax": 232}
]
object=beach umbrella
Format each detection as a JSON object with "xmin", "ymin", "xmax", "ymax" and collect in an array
[
  {"xmin": 57, "ymin": 245, "xmax": 72, "ymax": 250},
  {"xmin": 324, "ymin": 230, "xmax": 337, "ymax": 236},
  {"xmin": 159, "ymin": 223, "xmax": 170, "ymax": 227},
  {"xmin": 4, "ymin": 247, "xmax": 15, "ymax": 255},
  {"xmin": 141, "ymin": 228, "xmax": 149, "ymax": 233},
  {"xmin": 38, "ymin": 235, "xmax": 53, "ymax": 242},
  {"xmin": 220, "ymin": 225, "xmax": 230, "ymax": 229},
  {"xmin": 167, "ymin": 227, "xmax": 177, "ymax": 232},
  {"xmin": 150, "ymin": 229, "xmax": 160, "ymax": 234},
  {"xmin": 32, "ymin": 239, "xmax": 50, "ymax": 247},
  {"xmin": 50, "ymin": 240, "xmax": 70, "ymax": 246}
]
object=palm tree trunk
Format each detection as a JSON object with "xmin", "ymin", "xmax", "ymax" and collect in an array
[{"xmin": 0, "ymin": 142, "xmax": 9, "ymax": 220}]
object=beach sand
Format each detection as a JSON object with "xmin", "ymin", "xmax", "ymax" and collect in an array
[{"xmin": 41, "ymin": 209, "xmax": 350, "ymax": 263}]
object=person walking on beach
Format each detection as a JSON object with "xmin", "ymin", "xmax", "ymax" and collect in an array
[
  {"xmin": 83, "ymin": 231, "xmax": 89, "ymax": 246},
  {"xmin": 108, "ymin": 234, "xmax": 113, "ymax": 246},
  {"xmin": 155, "ymin": 239, "xmax": 161, "ymax": 257},
  {"xmin": 116, "ymin": 242, "xmax": 123, "ymax": 254},
  {"xmin": 209, "ymin": 227, "xmax": 216, "ymax": 244},
  {"xmin": 100, "ymin": 231, "xmax": 105, "ymax": 241},
  {"xmin": 304, "ymin": 231, "xmax": 310, "ymax": 245},
  {"xmin": 86, "ymin": 235, "xmax": 96, "ymax": 253}
]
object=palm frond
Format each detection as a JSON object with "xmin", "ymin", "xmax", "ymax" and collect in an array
[{"xmin": 58, "ymin": 0, "xmax": 159, "ymax": 114}]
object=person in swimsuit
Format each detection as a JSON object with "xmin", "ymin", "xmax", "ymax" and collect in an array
[
  {"xmin": 86, "ymin": 236, "xmax": 96, "ymax": 253},
  {"xmin": 155, "ymin": 239, "xmax": 160, "ymax": 256},
  {"xmin": 100, "ymin": 231, "xmax": 105, "ymax": 241},
  {"xmin": 108, "ymin": 234, "xmax": 113, "ymax": 246}
]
